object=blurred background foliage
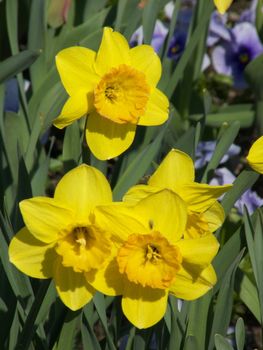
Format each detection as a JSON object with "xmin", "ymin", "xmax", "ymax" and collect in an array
[{"xmin": 0, "ymin": 0, "xmax": 263, "ymax": 348}]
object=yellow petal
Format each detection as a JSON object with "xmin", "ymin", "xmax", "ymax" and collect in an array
[
  {"xmin": 86, "ymin": 246, "xmax": 123, "ymax": 296},
  {"xmin": 94, "ymin": 202, "xmax": 148, "ymax": 242},
  {"xmin": 55, "ymin": 164, "xmax": 112, "ymax": 223},
  {"xmin": 85, "ymin": 111, "xmax": 136, "ymax": 160},
  {"xmin": 170, "ymin": 264, "xmax": 217, "ymax": 300},
  {"xmin": 177, "ymin": 183, "xmax": 232, "ymax": 212},
  {"xmin": 123, "ymin": 184, "xmax": 159, "ymax": 205},
  {"xmin": 214, "ymin": 0, "xmax": 233, "ymax": 14},
  {"xmin": 19, "ymin": 197, "xmax": 74, "ymax": 243},
  {"xmin": 138, "ymin": 88, "xmax": 169, "ymax": 126},
  {"xmin": 130, "ymin": 45, "xmax": 161, "ymax": 86},
  {"xmin": 122, "ymin": 282, "xmax": 168, "ymax": 329},
  {"xmin": 149, "ymin": 149, "xmax": 195, "ymax": 187},
  {"xmin": 56, "ymin": 46, "xmax": 98, "ymax": 96},
  {"xmin": 9, "ymin": 227, "xmax": 56, "ymax": 279},
  {"xmin": 95, "ymin": 27, "xmax": 130, "ymax": 76},
  {"xmin": 247, "ymin": 136, "xmax": 263, "ymax": 174},
  {"xmin": 204, "ymin": 202, "xmax": 225, "ymax": 232},
  {"xmin": 176, "ymin": 234, "xmax": 219, "ymax": 272},
  {"xmin": 132, "ymin": 189, "xmax": 187, "ymax": 243},
  {"xmin": 54, "ymin": 261, "xmax": 95, "ymax": 310},
  {"xmin": 53, "ymin": 91, "xmax": 92, "ymax": 129}
]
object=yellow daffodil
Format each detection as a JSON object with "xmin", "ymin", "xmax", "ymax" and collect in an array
[
  {"xmin": 53, "ymin": 27, "xmax": 169, "ymax": 160},
  {"xmin": 214, "ymin": 0, "xmax": 233, "ymax": 14},
  {"xmin": 247, "ymin": 136, "xmax": 263, "ymax": 174},
  {"xmin": 124, "ymin": 149, "xmax": 231, "ymax": 238},
  {"xmin": 9, "ymin": 165, "xmax": 112, "ymax": 311},
  {"xmin": 88, "ymin": 190, "xmax": 219, "ymax": 329}
]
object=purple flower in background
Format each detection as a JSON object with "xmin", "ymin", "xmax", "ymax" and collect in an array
[
  {"xmin": 212, "ymin": 22, "xmax": 263, "ymax": 88},
  {"xmin": 167, "ymin": 30, "xmax": 187, "ymax": 61},
  {"xmin": 210, "ymin": 167, "xmax": 263, "ymax": 214},
  {"xmin": 130, "ymin": 20, "xmax": 168, "ymax": 53},
  {"xmin": 207, "ymin": 11, "xmax": 231, "ymax": 47},
  {"xmin": 167, "ymin": 8, "xmax": 192, "ymax": 61},
  {"xmin": 239, "ymin": 0, "xmax": 258, "ymax": 24},
  {"xmin": 195, "ymin": 141, "xmax": 240, "ymax": 169},
  {"xmin": 235, "ymin": 190, "xmax": 263, "ymax": 215},
  {"xmin": 4, "ymin": 79, "xmax": 19, "ymax": 113}
]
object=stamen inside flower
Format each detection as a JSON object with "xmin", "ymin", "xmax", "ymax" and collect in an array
[
  {"xmin": 239, "ymin": 52, "xmax": 249, "ymax": 64},
  {"xmin": 171, "ymin": 45, "xmax": 180, "ymax": 54},
  {"xmin": 94, "ymin": 64, "xmax": 150, "ymax": 124},
  {"xmin": 56, "ymin": 225, "xmax": 110, "ymax": 272},
  {"xmin": 117, "ymin": 231, "xmax": 182, "ymax": 289}
]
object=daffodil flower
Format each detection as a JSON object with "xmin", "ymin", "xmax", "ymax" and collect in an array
[
  {"xmin": 88, "ymin": 190, "xmax": 219, "ymax": 329},
  {"xmin": 123, "ymin": 149, "xmax": 232, "ymax": 238},
  {"xmin": 9, "ymin": 165, "xmax": 112, "ymax": 311},
  {"xmin": 53, "ymin": 27, "xmax": 169, "ymax": 160},
  {"xmin": 214, "ymin": 0, "xmax": 233, "ymax": 14},
  {"xmin": 247, "ymin": 136, "xmax": 263, "ymax": 174}
]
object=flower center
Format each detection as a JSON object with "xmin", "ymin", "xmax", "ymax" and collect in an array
[
  {"xmin": 94, "ymin": 64, "xmax": 150, "ymax": 124},
  {"xmin": 146, "ymin": 244, "xmax": 161, "ymax": 263},
  {"xmin": 117, "ymin": 231, "xmax": 182, "ymax": 289},
  {"xmin": 239, "ymin": 52, "xmax": 249, "ymax": 64},
  {"xmin": 55, "ymin": 225, "xmax": 111, "ymax": 273}
]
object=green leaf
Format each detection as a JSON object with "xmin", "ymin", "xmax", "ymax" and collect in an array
[
  {"xmin": 58, "ymin": 9, "xmax": 110, "ymax": 50},
  {"xmin": 8, "ymin": 305, "xmax": 20, "ymax": 350},
  {"xmin": 83, "ymin": 0, "xmax": 108, "ymax": 20},
  {"xmin": 252, "ymin": 210, "xmax": 263, "ymax": 323},
  {"xmin": 183, "ymin": 336, "xmax": 199, "ymax": 350},
  {"xmin": 5, "ymin": 0, "xmax": 19, "ymax": 53},
  {"xmin": 189, "ymin": 110, "xmax": 254, "ymax": 128},
  {"xmin": 115, "ymin": 0, "xmax": 142, "ymax": 38},
  {"xmin": 245, "ymin": 53, "xmax": 263, "ymax": 99},
  {"xmin": 93, "ymin": 293, "xmax": 116, "ymax": 350},
  {"xmin": 0, "ymin": 213, "xmax": 33, "ymax": 305},
  {"xmin": 208, "ymin": 249, "xmax": 245, "ymax": 350},
  {"xmin": 81, "ymin": 309, "xmax": 101, "ymax": 350},
  {"xmin": 142, "ymin": 0, "xmax": 160, "ymax": 44},
  {"xmin": 235, "ymin": 317, "xmax": 245, "ymax": 350},
  {"xmin": 238, "ymin": 272, "xmax": 260, "ymax": 323},
  {"xmin": 0, "ymin": 50, "xmax": 41, "ymax": 84},
  {"xmin": 164, "ymin": 0, "xmax": 213, "ymax": 98},
  {"xmin": 243, "ymin": 208, "xmax": 263, "ymax": 324},
  {"xmin": 214, "ymin": 334, "xmax": 234, "ymax": 350},
  {"xmin": 201, "ymin": 121, "xmax": 240, "ymax": 182},
  {"xmin": 16, "ymin": 280, "xmax": 53, "ymax": 349},
  {"xmin": 221, "ymin": 170, "xmax": 259, "ymax": 216},
  {"xmin": 167, "ymin": 296, "xmax": 190, "ymax": 350},
  {"xmin": 28, "ymin": 0, "xmax": 47, "ymax": 92},
  {"xmin": 174, "ymin": 126, "xmax": 196, "ymax": 159},
  {"xmin": 113, "ymin": 126, "xmax": 166, "ymax": 200},
  {"xmin": 3, "ymin": 111, "xmax": 29, "ymax": 181},
  {"xmin": 186, "ymin": 292, "xmax": 212, "ymax": 350},
  {"xmin": 256, "ymin": 0, "xmax": 263, "ymax": 41},
  {"xmin": 62, "ymin": 122, "xmax": 81, "ymax": 172},
  {"xmin": 125, "ymin": 326, "xmax": 136, "ymax": 350},
  {"xmin": 55, "ymin": 310, "xmax": 81, "ymax": 350}
]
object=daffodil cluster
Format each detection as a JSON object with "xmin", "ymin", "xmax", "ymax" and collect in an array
[{"xmin": 9, "ymin": 149, "xmax": 232, "ymax": 329}]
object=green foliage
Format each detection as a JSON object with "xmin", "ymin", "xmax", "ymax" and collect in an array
[{"xmin": 0, "ymin": 0, "xmax": 262, "ymax": 348}]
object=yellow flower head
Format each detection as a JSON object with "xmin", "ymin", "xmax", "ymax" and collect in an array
[
  {"xmin": 88, "ymin": 190, "xmax": 219, "ymax": 329},
  {"xmin": 54, "ymin": 27, "xmax": 169, "ymax": 160},
  {"xmin": 124, "ymin": 149, "xmax": 232, "ymax": 238},
  {"xmin": 9, "ymin": 164, "xmax": 112, "ymax": 311},
  {"xmin": 213, "ymin": 0, "xmax": 234, "ymax": 14},
  {"xmin": 247, "ymin": 136, "xmax": 263, "ymax": 174}
]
